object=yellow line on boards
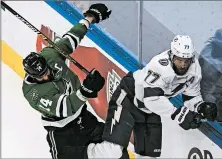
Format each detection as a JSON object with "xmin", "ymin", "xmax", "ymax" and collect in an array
[{"xmin": 1, "ymin": 40, "xmax": 25, "ymax": 78}]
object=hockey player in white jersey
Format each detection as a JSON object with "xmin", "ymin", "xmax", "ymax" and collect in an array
[{"xmin": 102, "ymin": 35, "xmax": 218, "ymax": 158}]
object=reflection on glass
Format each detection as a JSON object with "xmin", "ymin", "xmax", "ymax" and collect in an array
[{"xmin": 199, "ymin": 29, "xmax": 222, "ymax": 121}]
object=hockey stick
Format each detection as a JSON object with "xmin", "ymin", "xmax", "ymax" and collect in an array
[
  {"xmin": 200, "ymin": 119, "xmax": 222, "ymax": 124},
  {"xmin": 1, "ymin": 1, "xmax": 90, "ymax": 75}
]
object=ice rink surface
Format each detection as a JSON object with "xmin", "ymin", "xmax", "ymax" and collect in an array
[{"xmin": 1, "ymin": 62, "xmax": 51, "ymax": 158}]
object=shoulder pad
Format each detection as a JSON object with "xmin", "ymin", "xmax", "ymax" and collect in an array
[
  {"xmin": 25, "ymin": 82, "xmax": 59, "ymax": 103},
  {"xmin": 147, "ymin": 51, "xmax": 175, "ymax": 80}
]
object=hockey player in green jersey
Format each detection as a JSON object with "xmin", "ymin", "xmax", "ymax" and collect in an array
[{"xmin": 22, "ymin": 3, "xmax": 129, "ymax": 159}]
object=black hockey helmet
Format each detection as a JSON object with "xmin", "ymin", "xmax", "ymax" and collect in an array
[{"xmin": 23, "ymin": 52, "xmax": 48, "ymax": 78}]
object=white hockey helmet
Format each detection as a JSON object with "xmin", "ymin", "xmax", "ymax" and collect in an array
[{"xmin": 171, "ymin": 35, "xmax": 195, "ymax": 58}]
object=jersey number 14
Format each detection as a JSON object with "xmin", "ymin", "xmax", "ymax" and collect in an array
[{"xmin": 39, "ymin": 98, "xmax": 53, "ymax": 111}]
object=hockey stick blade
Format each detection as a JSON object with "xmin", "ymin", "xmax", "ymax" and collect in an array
[{"xmin": 1, "ymin": 1, "xmax": 89, "ymax": 75}]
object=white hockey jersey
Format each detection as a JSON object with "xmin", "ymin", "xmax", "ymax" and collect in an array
[{"xmin": 133, "ymin": 50, "xmax": 203, "ymax": 118}]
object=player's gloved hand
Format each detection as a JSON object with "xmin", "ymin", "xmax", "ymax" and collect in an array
[
  {"xmin": 196, "ymin": 102, "xmax": 218, "ymax": 121},
  {"xmin": 83, "ymin": 3, "xmax": 111, "ymax": 23},
  {"xmin": 171, "ymin": 106, "xmax": 203, "ymax": 130},
  {"xmin": 80, "ymin": 69, "xmax": 105, "ymax": 98}
]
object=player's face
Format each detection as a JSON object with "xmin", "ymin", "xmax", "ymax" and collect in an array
[
  {"xmin": 172, "ymin": 56, "xmax": 192, "ymax": 75},
  {"xmin": 41, "ymin": 69, "xmax": 51, "ymax": 80}
]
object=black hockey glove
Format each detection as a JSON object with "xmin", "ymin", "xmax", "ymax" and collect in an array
[
  {"xmin": 171, "ymin": 106, "xmax": 203, "ymax": 130},
  {"xmin": 80, "ymin": 69, "xmax": 105, "ymax": 98},
  {"xmin": 83, "ymin": 3, "xmax": 111, "ymax": 23},
  {"xmin": 196, "ymin": 102, "xmax": 218, "ymax": 121}
]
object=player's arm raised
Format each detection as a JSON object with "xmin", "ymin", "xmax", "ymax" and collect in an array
[{"xmin": 41, "ymin": 4, "xmax": 111, "ymax": 62}]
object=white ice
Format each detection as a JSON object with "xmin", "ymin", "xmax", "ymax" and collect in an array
[{"xmin": 1, "ymin": 62, "xmax": 51, "ymax": 158}]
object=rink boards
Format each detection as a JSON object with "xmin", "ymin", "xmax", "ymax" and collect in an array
[{"xmin": 1, "ymin": 1, "xmax": 221, "ymax": 158}]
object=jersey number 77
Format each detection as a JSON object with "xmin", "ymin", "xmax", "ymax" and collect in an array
[{"xmin": 145, "ymin": 70, "xmax": 160, "ymax": 84}]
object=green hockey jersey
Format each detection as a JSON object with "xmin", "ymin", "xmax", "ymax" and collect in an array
[{"xmin": 22, "ymin": 22, "xmax": 90, "ymax": 128}]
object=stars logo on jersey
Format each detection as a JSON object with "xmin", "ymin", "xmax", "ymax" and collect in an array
[
  {"xmin": 30, "ymin": 89, "xmax": 39, "ymax": 101},
  {"xmin": 158, "ymin": 58, "xmax": 169, "ymax": 66},
  {"xmin": 55, "ymin": 63, "xmax": 63, "ymax": 72},
  {"xmin": 52, "ymin": 63, "xmax": 63, "ymax": 79}
]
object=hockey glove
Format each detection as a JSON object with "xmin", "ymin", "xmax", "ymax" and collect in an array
[
  {"xmin": 196, "ymin": 102, "xmax": 218, "ymax": 121},
  {"xmin": 83, "ymin": 3, "xmax": 111, "ymax": 23},
  {"xmin": 171, "ymin": 106, "xmax": 203, "ymax": 130},
  {"xmin": 80, "ymin": 69, "xmax": 105, "ymax": 98}
]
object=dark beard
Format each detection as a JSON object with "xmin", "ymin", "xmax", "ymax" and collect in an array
[{"xmin": 173, "ymin": 64, "xmax": 189, "ymax": 75}]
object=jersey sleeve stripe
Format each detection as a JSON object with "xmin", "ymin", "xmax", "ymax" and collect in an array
[
  {"xmin": 144, "ymin": 87, "xmax": 164, "ymax": 98},
  {"xmin": 66, "ymin": 32, "xmax": 80, "ymax": 44},
  {"xmin": 65, "ymin": 32, "xmax": 80, "ymax": 48},
  {"xmin": 76, "ymin": 90, "xmax": 87, "ymax": 101},
  {"xmin": 59, "ymin": 95, "xmax": 67, "ymax": 118},
  {"xmin": 56, "ymin": 94, "xmax": 66, "ymax": 117},
  {"xmin": 62, "ymin": 96, "xmax": 68, "ymax": 117},
  {"xmin": 62, "ymin": 34, "xmax": 77, "ymax": 52},
  {"xmin": 182, "ymin": 94, "xmax": 195, "ymax": 102}
]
